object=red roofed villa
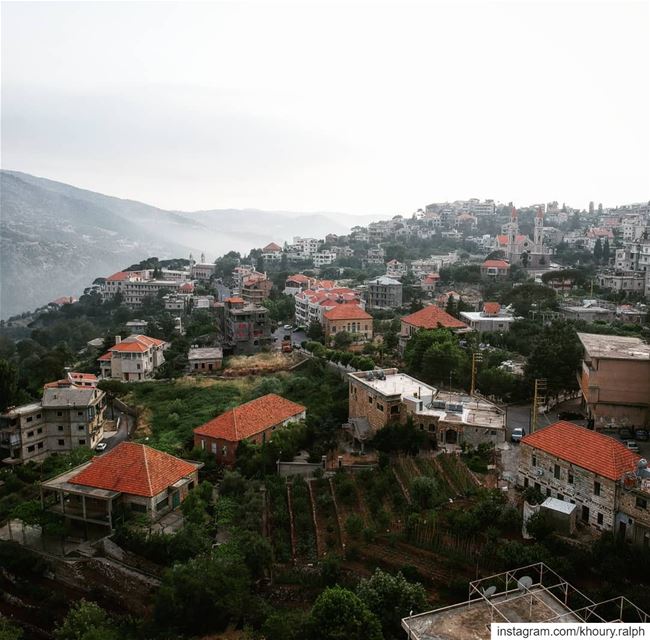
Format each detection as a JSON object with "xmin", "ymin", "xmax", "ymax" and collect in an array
[
  {"xmin": 41, "ymin": 442, "xmax": 202, "ymax": 528},
  {"xmin": 322, "ymin": 304, "xmax": 373, "ymax": 345},
  {"xmin": 399, "ymin": 304, "xmax": 470, "ymax": 347},
  {"xmin": 194, "ymin": 394, "xmax": 306, "ymax": 466},
  {"xmin": 481, "ymin": 259, "xmax": 510, "ymax": 279},
  {"xmin": 518, "ymin": 421, "xmax": 641, "ymax": 533},
  {"xmin": 98, "ymin": 334, "xmax": 168, "ymax": 382}
]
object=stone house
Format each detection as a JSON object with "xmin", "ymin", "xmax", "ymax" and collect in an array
[
  {"xmin": 518, "ymin": 421, "xmax": 640, "ymax": 532},
  {"xmin": 193, "ymin": 394, "xmax": 306, "ymax": 466},
  {"xmin": 322, "ymin": 304, "xmax": 373, "ymax": 344},
  {"xmin": 98, "ymin": 335, "xmax": 167, "ymax": 382},
  {"xmin": 41, "ymin": 442, "xmax": 201, "ymax": 529}
]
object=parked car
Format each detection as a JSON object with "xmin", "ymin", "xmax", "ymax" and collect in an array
[
  {"xmin": 95, "ymin": 442, "xmax": 107, "ymax": 452},
  {"xmin": 511, "ymin": 427, "xmax": 525, "ymax": 443},
  {"xmin": 619, "ymin": 428, "xmax": 635, "ymax": 441},
  {"xmin": 635, "ymin": 429, "xmax": 649, "ymax": 442},
  {"xmin": 283, "ymin": 324, "xmax": 293, "ymax": 330},
  {"xmin": 558, "ymin": 410, "xmax": 584, "ymax": 420},
  {"xmin": 625, "ymin": 440, "xmax": 640, "ymax": 453}
]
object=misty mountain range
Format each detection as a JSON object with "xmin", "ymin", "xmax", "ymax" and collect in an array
[{"xmin": 0, "ymin": 170, "xmax": 386, "ymax": 319}]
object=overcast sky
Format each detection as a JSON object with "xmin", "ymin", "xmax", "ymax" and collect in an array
[{"xmin": 1, "ymin": 0, "xmax": 649, "ymax": 215}]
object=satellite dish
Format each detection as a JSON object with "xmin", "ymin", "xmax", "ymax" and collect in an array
[
  {"xmin": 483, "ymin": 586, "xmax": 497, "ymax": 598},
  {"xmin": 517, "ymin": 576, "xmax": 533, "ymax": 591}
]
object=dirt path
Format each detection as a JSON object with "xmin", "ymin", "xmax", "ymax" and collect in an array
[
  {"xmin": 306, "ymin": 480, "xmax": 326, "ymax": 558},
  {"xmin": 286, "ymin": 482, "xmax": 297, "ymax": 564}
]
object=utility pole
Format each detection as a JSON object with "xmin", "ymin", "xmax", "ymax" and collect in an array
[
  {"xmin": 531, "ymin": 378, "xmax": 547, "ymax": 433},
  {"xmin": 470, "ymin": 352, "xmax": 483, "ymax": 396}
]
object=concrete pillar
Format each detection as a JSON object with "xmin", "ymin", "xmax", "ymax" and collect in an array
[{"xmin": 82, "ymin": 495, "xmax": 87, "ymax": 520}]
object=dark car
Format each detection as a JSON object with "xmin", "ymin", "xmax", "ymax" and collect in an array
[
  {"xmin": 558, "ymin": 410, "xmax": 584, "ymax": 421},
  {"xmin": 635, "ymin": 429, "xmax": 649, "ymax": 442},
  {"xmin": 619, "ymin": 427, "xmax": 635, "ymax": 441}
]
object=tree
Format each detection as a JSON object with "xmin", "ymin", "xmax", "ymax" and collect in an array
[
  {"xmin": 602, "ymin": 238, "xmax": 611, "ymax": 264},
  {"xmin": 54, "ymin": 600, "xmax": 118, "ymax": 640},
  {"xmin": 305, "ymin": 586, "xmax": 382, "ymax": 640},
  {"xmin": 307, "ymin": 320, "xmax": 324, "ymax": 342},
  {"xmin": 593, "ymin": 238, "xmax": 603, "ymax": 263},
  {"xmin": 356, "ymin": 569, "xmax": 427, "ymax": 640},
  {"xmin": 501, "ymin": 283, "xmax": 557, "ymax": 318},
  {"xmin": 410, "ymin": 476, "xmax": 441, "ymax": 510},
  {"xmin": 154, "ymin": 555, "xmax": 250, "ymax": 635},
  {"xmin": 0, "ymin": 359, "xmax": 17, "ymax": 411},
  {"xmin": 0, "ymin": 617, "xmax": 23, "ymax": 640},
  {"xmin": 333, "ymin": 331, "xmax": 353, "ymax": 349}
]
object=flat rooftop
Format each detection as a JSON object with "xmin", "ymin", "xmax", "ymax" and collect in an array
[
  {"xmin": 42, "ymin": 463, "xmax": 120, "ymax": 499},
  {"xmin": 402, "ymin": 563, "xmax": 649, "ymax": 639},
  {"xmin": 460, "ymin": 312, "xmax": 515, "ymax": 322},
  {"xmin": 188, "ymin": 347, "xmax": 223, "ymax": 360},
  {"xmin": 349, "ymin": 370, "xmax": 504, "ymax": 429},
  {"xmin": 578, "ymin": 332, "xmax": 650, "ymax": 361}
]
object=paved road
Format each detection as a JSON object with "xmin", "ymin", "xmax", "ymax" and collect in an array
[
  {"xmin": 101, "ymin": 408, "xmax": 132, "ymax": 453},
  {"xmin": 271, "ymin": 326, "xmax": 307, "ymax": 350}
]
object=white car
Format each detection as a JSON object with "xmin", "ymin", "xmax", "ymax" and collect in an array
[
  {"xmin": 511, "ymin": 428, "xmax": 525, "ymax": 443},
  {"xmin": 283, "ymin": 324, "xmax": 293, "ymax": 330},
  {"xmin": 95, "ymin": 442, "xmax": 108, "ymax": 452},
  {"xmin": 625, "ymin": 440, "xmax": 640, "ymax": 453}
]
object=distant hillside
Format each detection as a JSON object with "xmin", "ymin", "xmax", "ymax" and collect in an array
[{"xmin": 0, "ymin": 171, "xmax": 372, "ymax": 319}]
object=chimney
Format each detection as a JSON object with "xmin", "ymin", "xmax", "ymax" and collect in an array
[{"xmin": 115, "ymin": 335, "xmax": 122, "ymax": 345}]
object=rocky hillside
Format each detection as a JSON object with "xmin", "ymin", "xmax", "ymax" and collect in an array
[{"xmin": 0, "ymin": 171, "xmax": 362, "ymax": 319}]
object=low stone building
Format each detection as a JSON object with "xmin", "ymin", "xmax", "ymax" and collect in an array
[
  {"xmin": 41, "ymin": 442, "xmax": 201, "ymax": 529},
  {"xmin": 322, "ymin": 304, "xmax": 373, "ymax": 344},
  {"xmin": 346, "ymin": 368, "xmax": 505, "ymax": 449},
  {"xmin": 188, "ymin": 347, "xmax": 223, "ymax": 374},
  {"xmin": 518, "ymin": 421, "xmax": 640, "ymax": 532},
  {"xmin": 193, "ymin": 394, "xmax": 306, "ymax": 466},
  {"xmin": 480, "ymin": 259, "xmax": 510, "ymax": 279},
  {"xmin": 460, "ymin": 302, "xmax": 517, "ymax": 333}
]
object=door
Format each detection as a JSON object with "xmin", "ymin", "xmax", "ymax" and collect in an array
[{"xmin": 172, "ymin": 492, "xmax": 180, "ymax": 508}]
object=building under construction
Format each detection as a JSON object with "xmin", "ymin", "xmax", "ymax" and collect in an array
[{"xmin": 402, "ymin": 562, "xmax": 648, "ymax": 639}]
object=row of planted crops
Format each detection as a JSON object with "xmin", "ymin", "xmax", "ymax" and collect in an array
[{"xmin": 264, "ymin": 453, "xmax": 481, "ymax": 565}]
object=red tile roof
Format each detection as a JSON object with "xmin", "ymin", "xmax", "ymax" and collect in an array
[
  {"xmin": 482, "ymin": 302, "xmax": 501, "ymax": 315},
  {"xmin": 98, "ymin": 352, "xmax": 113, "ymax": 361},
  {"xmin": 50, "ymin": 296, "xmax": 76, "ymax": 306},
  {"xmin": 287, "ymin": 274, "xmax": 311, "ymax": 283},
  {"xmin": 109, "ymin": 335, "xmax": 166, "ymax": 353},
  {"xmin": 194, "ymin": 393, "xmax": 306, "ymax": 442},
  {"xmin": 497, "ymin": 234, "xmax": 527, "ymax": 246},
  {"xmin": 180, "ymin": 283, "xmax": 194, "ymax": 292},
  {"xmin": 263, "ymin": 242, "xmax": 283, "ymax": 252},
  {"xmin": 323, "ymin": 304, "xmax": 372, "ymax": 321},
  {"xmin": 521, "ymin": 421, "xmax": 641, "ymax": 481},
  {"xmin": 483, "ymin": 259, "xmax": 510, "ymax": 268},
  {"xmin": 106, "ymin": 271, "xmax": 132, "ymax": 282},
  {"xmin": 401, "ymin": 305, "xmax": 469, "ymax": 330},
  {"xmin": 70, "ymin": 442, "xmax": 199, "ymax": 497},
  {"xmin": 225, "ymin": 296, "xmax": 245, "ymax": 303}
]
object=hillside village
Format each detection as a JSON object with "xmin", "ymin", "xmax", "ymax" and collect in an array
[{"xmin": 1, "ymin": 197, "xmax": 650, "ymax": 639}]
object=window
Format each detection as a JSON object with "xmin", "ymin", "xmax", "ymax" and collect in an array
[
  {"xmin": 27, "ymin": 431, "xmax": 34, "ymax": 438},
  {"xmin": 211, "ymin": 442, "xmax": 217, "ymax": 454},
  {"xmin": 368, "ymin": 395, "xmax": 373, "ymax": 404},
  {"xmin": 546, "ymin": 488, "xmax": 551, "ymax": 497},
  {"xmin": 26, "ymin": 416, "xmax": 33, "ymax": 423},
  {"xmin": 524, "ymin": 477, "xmax": 529, "ymax": 488},
  {"xmin": 594, "ymin": 481, "xmax": 601, "ymax": 497},
  {"xmin": 557, "ymin": 493, "xmax": 563, "ymax": 501},
  {"xmin": 57, "ymin": 411, "xmax": 63, "ymax": 417},
  {"xmin": 58, "ymin": 425, "xmax": 63, "ymax": 432},
  {"xmin": 37, "ymin": 427, "xmax": 43, "ymax": 434},
  {"xmin": 77, "ymin": 411, "xmax": 83, "ymax": 416},
  {"xmin": 554, "ymin": 464, "xmax": 560, "ymax": 479},
  {"xmin": 636, "ymin": 497, "xmax": 647, "ymax": 510},
  {"xmin": 58, "ymin": 439, "xmax": 64, "ymax": 446},
  {"xmin": 130, "ymin": 503, "xmax": 147, "ymax": 513},
  {"xmin": 568, "ymin": 472, "xmax": 574, "ymax": 484},
  {"xmin": 376, "ymin": 403, "xmax": 384, "ymax": 412},
  {"xmin": 582, "ymin": 505, "xmax": 590, "ymax": 522},
  {"xmin": 36, "ymin": 413, "xmax": 41, "ymax": 419},
  {"xmin": 27, "ymin": 445, "xmax": 35, "ymax": 452},
  {"xmin": 37, "ymin": 442, "xmax": 44, "ymax": 449},
  {"xmin": 78, "ymin": 438, "xmax": 86, "ymax": 445},
  {"xmin": 390, "ymin": 405, "xmax": 400, "ymax": 415},
  {"xmin": 532, "ymin": 455, "xmax": 537, "ymax": 467},
  {"xmin": 597, "ymin": 513, "xmax": 604, "ymax": 525}
]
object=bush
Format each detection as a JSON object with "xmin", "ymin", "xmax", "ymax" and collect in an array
[{"xmin": 345, "ymin": 514, "xmax": 364, "ymax": 539}]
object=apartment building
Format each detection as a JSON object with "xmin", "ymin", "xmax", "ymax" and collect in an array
[
  {"xmin": 241, "ymin": 272, "xmax": 273, "ymax": 305},
  {"xmin": 190, "ymin": 262, "xmax": 216, "ymax": 281},
  {"xmin": 313, "ymin": 251, "xmax": 336, "ymax": 267},
  {"xmin": 346, "ymin": 368, "xmax": 505, "ymax": 449},
  {"xmin": 518, "ymin": 421, "xmax": 640, "ymax": 533},
  {"xmin": 122, "ymin": 279, "xmax": 182, "ymax": 307},
  {"xmin": 98, "ymin": 335, "xmax": 168, "ymax": 381},
  {"xmin": 386, "ymin": 259, "xmax": 407, "ymax": 279},
  {"xmin": 597, "ymin": 271, "xmax": 646, "ymax": 293},
  {"xmin": 365, "ymin": 275, "xmax": 403, "ymax": 309},
  {"xmin": 294, "ymin": 287, "xmax": 363, "ymax": 327},
  {"xmin": 261, "ymin": 242, "xmax": 284, "ymax": 262},
  {"xmin": 577, "ymin": 333, "xmax": 650, "ymax": 429},
  {"xmin": 223, "ymin": 297, "xmax": 272, "ymax": 354},
  {"xmin": 1, "ymin": 381, "xmax": 106, "ymax": 464}
]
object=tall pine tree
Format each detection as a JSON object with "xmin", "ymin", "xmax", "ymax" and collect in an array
[
  {"xmin": 593, "ymin": 238, "xmax": 603, "ymax": 263},
  {"xmin": 602, "ymin": 238, "xmax": 610, "ymax": 264}
]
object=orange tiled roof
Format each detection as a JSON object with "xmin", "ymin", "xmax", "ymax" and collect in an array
[
  {"xmin": 106, "ymin": 271, "xmax": 132, "ymax": 282},
  {"xmin": 225, "ymin": 296, "xmax": 245, "ymax": 303},
  {"xmin": 401, "ymin": 305, "xmax": 468, "ymax": 330},
  {"xmin": 287, "ymin": 274, "xmax": 311, "ymax": 283},
  {"xmin": 70, "ymin": 442, "xmax": 199, "ymax": 497},
  {"xmin": 109, "ymin": 335, "xmax": 165, "ymax": 353},
  {"xmin": 482, "ymin": 302, "xmax": 501, "ymax": 315},
  {"xmin": 194, "ymin": 393, "xmax": 306, "ymax": 442},
  {"xmin": 521, "ymin": 421, "xmax": 640, "ymax": 481},
  {"xmin": 98, "ymin": 352, "xmax": 113, "ymax": 361},
  {"xmin": 497, "ymin": 235, "xmax": 527, "ymax": 246},
  {"xmin": 483, "ymin": 259, "xmax": 510, "ymax": 268},
  {"xmin": 263, "ymin": 242, "xmax": 283, "ymax": 252},
  {"xmin": 323, "ymin": 304, "xmax": 372, "ymax": 321}
]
